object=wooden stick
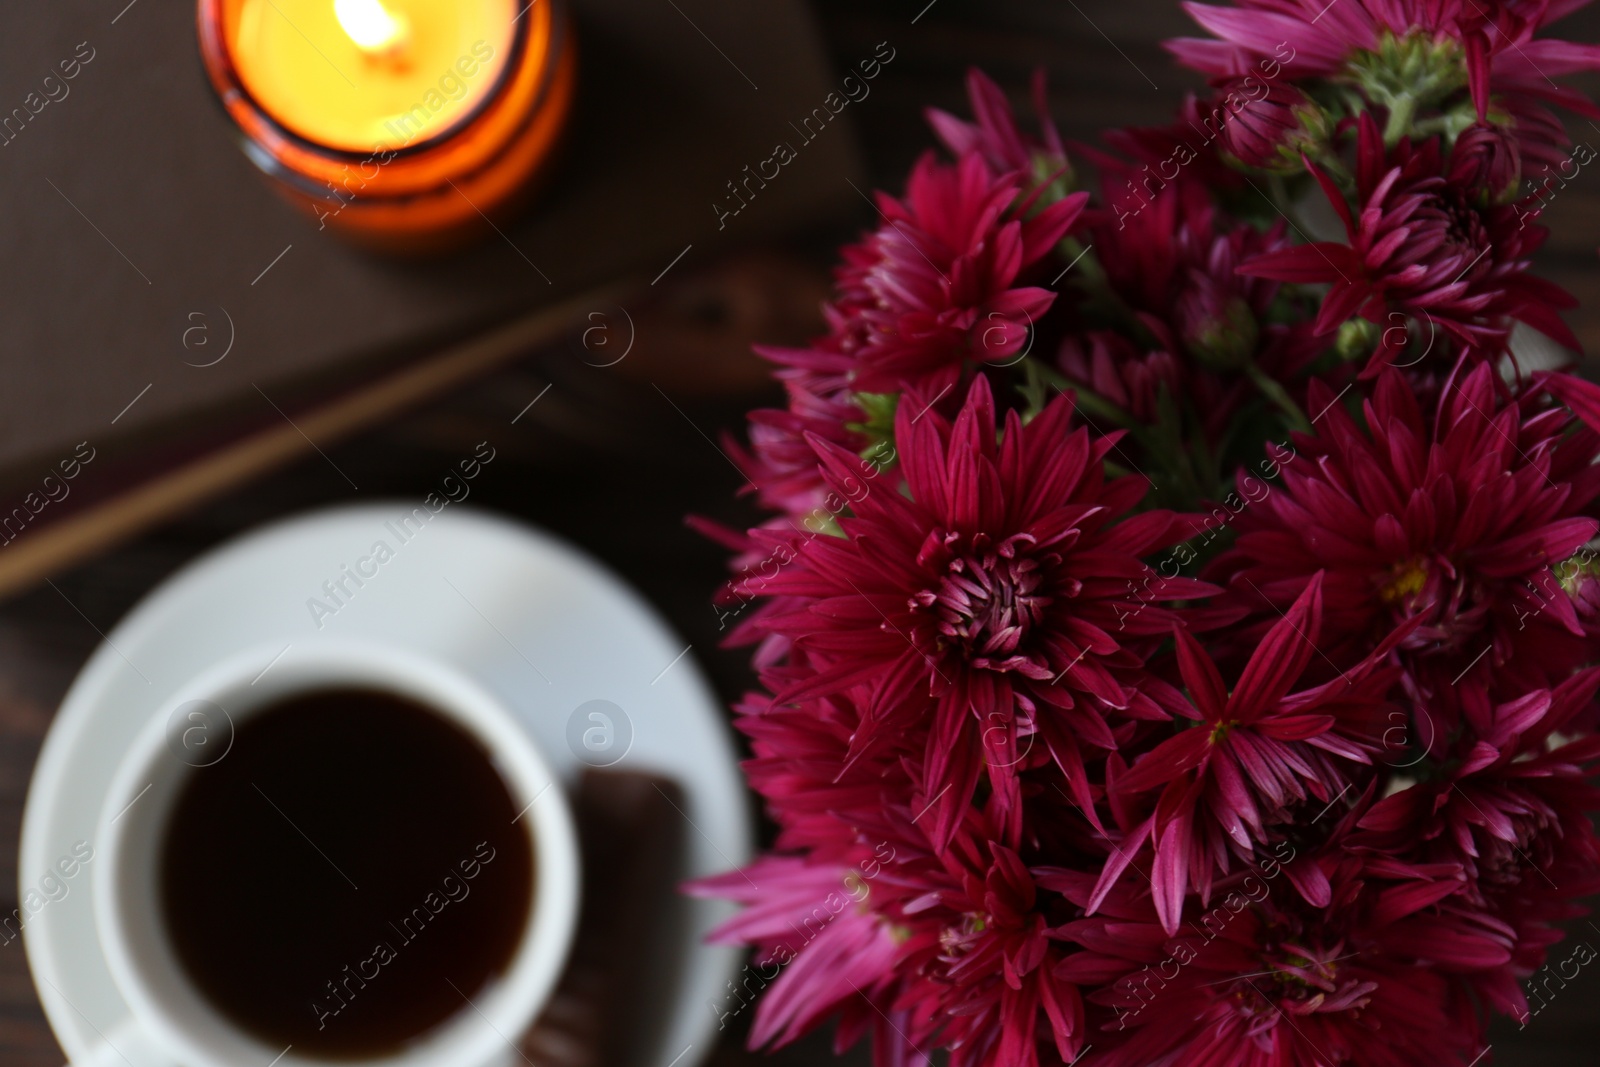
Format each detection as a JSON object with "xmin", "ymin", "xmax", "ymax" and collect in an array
[{"xmin": 0, "ymin": 286, "xmax": 626, "ymax": 601}]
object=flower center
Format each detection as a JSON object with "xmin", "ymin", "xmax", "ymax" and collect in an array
[
  {"xmin": 1375, "ymin": 554, "xmax": 1491, "ymax": 654},
  {"xmin": 1230, "ymin": 937, "xmax": 1377, "ymax": 1035},
  {"xmin": 1560, "ymin": 553, "xmax": 1600, "ymax": 600},
  {"xmin": 939, "ymin": 911, "xmax": 989, "ymax": 956},
  {"xmin": 1379, "ymin": 557, "xmax": 1430, "ymax": 606},
  {"xmin": 1434, "ymin": 187, "xmax": 1491, "ymax": 272},
  {"xmin": 912, "ymin": 532, "xmax": 1052, "ymax": 672},
  {"xmin": 1477, "ymin": 807, "xmax": 1557, "ymax": 892}
]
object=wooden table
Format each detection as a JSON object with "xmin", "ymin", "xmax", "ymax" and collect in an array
[{"xmin": 3, "ymin": 1, "xmax": 1598, "ymax": 1063}]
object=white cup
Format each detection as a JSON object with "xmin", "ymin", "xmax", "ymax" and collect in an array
[{"xmin": 84, "ymin": 640, "xmax": 580, "ymax": 1067}]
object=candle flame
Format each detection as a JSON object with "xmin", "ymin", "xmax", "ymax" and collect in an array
[{"xmin": 334, "ymin": 0, "xmax": 409, "ymax": 53}]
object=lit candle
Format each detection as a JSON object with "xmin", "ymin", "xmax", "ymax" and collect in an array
[{"xmin": 198, "ymin": 0, "xmax": 575, "ymax": 252}]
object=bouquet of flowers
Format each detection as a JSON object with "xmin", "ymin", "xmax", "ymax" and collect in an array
[{"xmin": 689, "ymin": 2, "xmax": 1600, "ymax": 1063}]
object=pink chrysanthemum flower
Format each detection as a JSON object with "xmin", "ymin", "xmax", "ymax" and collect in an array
[
  {"xmin": 1214, "ymin": 79, "xmax": 1326, "ymax": 170},
  {"xmin": 1449, "ymin": 121, "xmax": 1523, "ymax": 203},
  {"xmin": 739, "ymin": 376, "xmax": 1206, "ymax": 848},
  {"xmin": 715, "ymin": 83, "xmax": 1088, "ymax": 524},
  {"xmin": 686, "ymin": 854, "xmax": 910, "ymax": 1050},
  {"xmin": 729, "ymin": 681, "xmax": 909, "ymax": 855},
  {"xmin": 716, "ymin": 144, "xmax": 1087, "ymax": 523},
  {"xmin": 1241, "ymin": 116, "xmax": 1579, "ymax": 373},
  {"xmin": 1212, "ymin": 364, "xmax": 1600, "ymax": 723}
]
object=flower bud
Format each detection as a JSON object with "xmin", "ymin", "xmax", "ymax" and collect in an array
[
  {"xmin": 1448, "ymin": 124, "xmax": 1522, "ymax": 206},
  {"xmin": 1215, "ymin": 81, "xmax": 1323, "ymax": 172},
  {"xmin": 1178, "ymin": 282, "xmax": 1258, "ymax": 370},
  {"xmin": 1335, "ymin": 317, "xmax": 1380, "ymax": 362},
  {"xmin": 1559, "ymin": 552, "xmax": 1600, "ymax": 621}
]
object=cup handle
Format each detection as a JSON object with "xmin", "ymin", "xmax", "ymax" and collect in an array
[{"xmin": 71, "ymin": 1016, "xmax": 172, "ymax": 1067}]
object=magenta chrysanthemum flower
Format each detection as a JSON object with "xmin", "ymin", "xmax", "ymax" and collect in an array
[
  {"xmin": 1104, "ymin": 575, "xmax": 1403, "ymax": 932},
  {"xmin": 690, "ymin": 801, "xmax": 1096, "ymax": 1067},
  {"xmin": 1060, "ymin": 847, "xmax": 1497, "ymax": 1066},
  {"xmin": 920, "ymin": 852, "xmax": 1082, "ymax": 1067},
  {"xmin": 1448, "ymin": 121, "xmax": 1522, "ymax": 203},
  {"xmin": 1079, "ymin": 158, "xmax": 1328, "ymax": 392},
  {"xmin": 827, "ymin": 153, "xmax": 1086, "ymax": 394},
  {"xmin": 728, "ymin": 681, "xmax": 906, "ymax": 854},
  {"xmin": 926, "ymin": 68, "xmax": 1071, "ymax": 186},
  {"xmin": 1357, "ymin": 674, "xmax": 1600, "ymax": 895},
  {"xmin": 1241, "ymin": 116, "xmax": 1579, "ymax": 373},
  {"xmin": 1212, "ymin": 364, "xmax": 1600, "ymax": 721},
  {"xmin": 740, "ymin": 376, "xmax": 1206, "ymax": 847},
  {"xmin": 1352, "ymin": 670, "xmax": 1600, "ymax": 1016},
  {"xmin": 723, "ymin": 345, "xmax": 870, "ymax": 519},
  {"xmin": 877, "ymin": 825, "xmax": 1089, "ymax": 1067},
  {"xmin": 715, "ymin": 102, "xmax": 1087, "ymax": 526}
]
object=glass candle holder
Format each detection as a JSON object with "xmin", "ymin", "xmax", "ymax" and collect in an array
[{"xmin": 197, "ymin": 0, "xmax": 574, "ymax": 253}]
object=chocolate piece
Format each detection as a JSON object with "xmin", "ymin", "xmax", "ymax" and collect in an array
[{"xmin": 522, "ymin": 769, "xmax": 687, "ymax": 1067}]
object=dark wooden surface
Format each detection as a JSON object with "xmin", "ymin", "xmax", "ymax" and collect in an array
[{"xmin": 3, "ymin": 1, "xmax": 1599, "ymax": 1064}]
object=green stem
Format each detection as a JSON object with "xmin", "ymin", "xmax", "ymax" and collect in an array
[
  {"xmin": 1056, "ymin": 235, "xmax": 1107, "ymax": 296},
  {"xmin": 1245, "ymin": 361, "xmax": 1312, "ymax": 435},
  {"xmin": 1017, "ymin": 357, "xmax": 1050, "ymax": 421},
  {"xmin": 1307, "ymin": 147, "xmax": 1353, "ymax": 189},
  {"xmin": 1031, "ymin": 359, "xmax": 1137, "ymax": 430},
  {"xmin": 1267, "ymin": 173, "xmax": 1325, "ymax": 240},
  {"xmin": 1410, "ymin": 114, "xmax": 1453, "ymax": 138}
]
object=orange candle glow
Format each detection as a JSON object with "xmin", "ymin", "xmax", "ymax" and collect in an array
[{"xmin": 198, "ymin": 0, "xmax": 574, "ymax": 252}]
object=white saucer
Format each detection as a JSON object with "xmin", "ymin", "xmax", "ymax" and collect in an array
[{"xmin": 19, "ymin": 504, "xmax": 752, "ymax": 1066}]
